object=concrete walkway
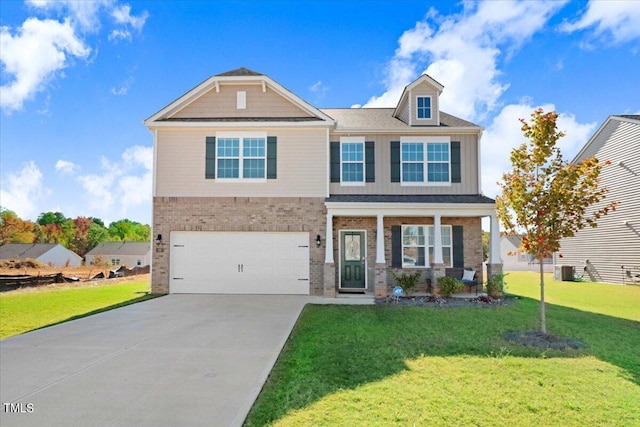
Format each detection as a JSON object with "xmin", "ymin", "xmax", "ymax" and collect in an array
[{"xmin": 0, "ymin": 295, "xmax": 372, "ymax": 427}]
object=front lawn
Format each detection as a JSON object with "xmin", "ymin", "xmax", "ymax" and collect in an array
[
  {"xmin": 0, "ymin": 280, "xmax": 156, "ymax": 339},
  {"xmin": 245, "ymin": 275, "xmax": 640, "ymax": 426}
]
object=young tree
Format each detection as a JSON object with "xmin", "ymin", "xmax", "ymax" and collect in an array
[
  {"xmin": 0, "ymin": 208, "xmax": 36, "ymax": 244},
  {"xmin": 496, "ymin": 109, "xmax": 616, "ymax": 334}
]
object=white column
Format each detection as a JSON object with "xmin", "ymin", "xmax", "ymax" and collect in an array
[
  {"xmin": 433, "ymin": 214, "xmax": 444, "ymax": 264},
  {"xmin": 489, "ymin": 214, "xmax": 502, "ymax": 264},
  {"xmin": 376, "ymin": 214, "xmax": 385, "ymax": 264},
  {"xmin": 325, "ymin": 211, "xmax": 334, "ymax": 263}
]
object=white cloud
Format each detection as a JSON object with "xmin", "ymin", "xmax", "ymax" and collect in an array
[
  {"xmin": 0, "ymin": 18, "xmax": 90, "ymax": 112},
  {"xmin": 108, "ymin": 29, "xmax": 131, "ymax": 43},
  {"xmin": 112, "ymin": 4, "xmax": 149, "ymax": 33},
  {"xmin": 481, "ymin": 103, "xmax": 597, "ymax": 198},
  {"xmin": 0, "ymin": 161, "xmax": 49, "ymax": 219},
  {"xmin": 560, "ymin": 0, "xmax": 640, "ymax": 44},
  {"xmin": 110, "ymin": 75, "xmax": 134, "ymax": 95},
  {"xmin": 27, "ymin": 0, "xmax": 111, "ymax": 33},
  {"xmin": 362, "ymin": 1, "xmax": 567, "ymax": 121},
  {"xmin": 55, "ymin": 159, "xmax": 80, "ymax": 174},
  {"xmin": 76, "ymin": 146, "xmax": 152, "ymax": 219}
]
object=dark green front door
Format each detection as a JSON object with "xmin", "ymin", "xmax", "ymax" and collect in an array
[{"xmin": 340, "ymin": 231, "xmax": 366, "ymax": 289}]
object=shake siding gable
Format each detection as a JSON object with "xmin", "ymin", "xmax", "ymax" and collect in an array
[{"xmin": 558, "ymin": 117, "xmax": 640, "ymax": 284}]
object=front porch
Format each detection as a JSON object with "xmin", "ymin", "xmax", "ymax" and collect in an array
[{"xmin": 322, "ymin": 195, "xmax": 503, "ymax": 297}]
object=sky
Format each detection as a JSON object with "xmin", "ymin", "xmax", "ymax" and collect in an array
[{"xmin": 1, "ymin": 0, "xmax": 639, "ymax": 226}]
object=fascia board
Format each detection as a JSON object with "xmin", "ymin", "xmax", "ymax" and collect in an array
[
  {"xmin": 325, "ymin": 202, "xmax": 495, "ymax": 217},
  {"xmin": 331, "ymin": 126, "xmax": 483, "ymax": 135},
  {"xmin": 145, "ymin": 121, "xmax": 334, "ymax": 130}
]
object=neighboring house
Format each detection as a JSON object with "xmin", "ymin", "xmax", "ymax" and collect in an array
[
  {"xmin": 145, "ymin": 67, "xmax": 502, "ymax": 296},
  {"xmin": 501, "ymin": 235, "xmax": 552, "ymax": 272},
  {"xmin": 85, "ymin": 242, "xmax": 151, "ymax": 268},
  {"xmin": 0, "ymin": 243, "xmax": 82, "ymax": 267},
  {"xmin": 556, "ymin": 115, "xmax": 640, "ymax": 284}
]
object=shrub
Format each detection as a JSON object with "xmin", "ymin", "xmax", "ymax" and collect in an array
[
  {"xmin": 486, "ymin": 273, "xmax": 508, "ymax": 298},
  {"xmin": 437, "ymin": 276, "xmax": 463, "ymax": 297},
  {"xmin": 392, "ymin": 272, "xmax": 422, "ymax": 296}
]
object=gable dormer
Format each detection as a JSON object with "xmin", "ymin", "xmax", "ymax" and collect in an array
[{"xmin": 393, "ymin": 74, "xmax": 444, "ymax": 126}]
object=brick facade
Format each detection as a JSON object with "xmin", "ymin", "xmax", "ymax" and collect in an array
[{"xmin": 152, "ymin": 196, "xmax": 327, "ymax": 295}]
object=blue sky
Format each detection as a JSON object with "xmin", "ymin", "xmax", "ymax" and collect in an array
[{"xmin": 1, "ymin": 0, "xmax": 639, "ymax": 225}]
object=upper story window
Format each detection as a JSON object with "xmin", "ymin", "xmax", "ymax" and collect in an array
[
  {"xmin": 400, "ymin": 137, "xmax": 451, "ymax": 186},
  {"xmin": 416, "ymin": 96, "xmax": 432, "ymax": 119},
  {"xmin": 216, "ymin": 132, "xmax": 266, "ymax": 180},
  {"xmin": 402, "ymin": 225, "xmax": 452, "ymax": 268},
  {"xmin": 341, "ymin": 137, "xmax": 365, "ymax": 185}
]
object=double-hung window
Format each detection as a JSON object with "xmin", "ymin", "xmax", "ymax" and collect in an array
[
  {"xmin": 216, "ymin": 132, "xmax": 266, "ymax": 180},
  {"xmin": 340, "ymin": 137, "xmax": 365, "ymax": 185},
  {"xmin": 416, "ymin": 96, "xmax": 432, "ymax": 119},
  {"xmin": 400, "ymin": 137, "xmax": 451, "ymax": 185},
  {"xmin": 402, "ymin": 225, "xmax": 452, "ymax": 268}
]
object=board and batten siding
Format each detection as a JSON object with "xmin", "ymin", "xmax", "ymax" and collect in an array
[
  {"xmin": 557, "ymin": 118, "xmax": 640, "ymax": 284},
  {"xmin": 155, "ymin": 127, "xmax": 327, "ymax": 198},
  {"xmin": 170, "ymin": 84, "xmax": 314, "ymax": 119},
  {"xmin": 329, "ymin": 133, "xmax": 479, "ymax": 195}
]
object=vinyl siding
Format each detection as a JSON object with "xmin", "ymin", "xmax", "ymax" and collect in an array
[
  {"xmin": 155, "ymin": 127, "xmax": 327, "ymax": 197},
  {"xmin": 557, "ymin": 119, "xmax": 640, "ymax": 284},
  {"xmin": 170, "ymin": 84, "xmax": 314, "ymax": 119},
  {"xmin": 329, "ymin": 133, "xmax": 479, "ymax": 195},
  {"xmin": 396, "ymin": 97, "xmax": 410, "ymax": 125}
]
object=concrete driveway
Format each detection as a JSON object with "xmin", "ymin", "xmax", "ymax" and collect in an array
[{"xmin": 0, "ymin": 295, "xmax": 321, "ymax": 427}]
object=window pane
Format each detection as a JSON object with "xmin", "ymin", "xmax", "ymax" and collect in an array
[
  {"xmin": 402, "ymin": 163, "xmax": 424, "ymax": 182},
  {"xmin": 342, "ymin": 163, "xmax": 363, "ymax": 182},
  {"xmin": 218, "ymin": 138, "xmax": 239, "ymax": 157},
  {"xmin": 417, "ymin": 97, "xmax": 431, "ymax": 119},
  {"xmin": 441, "ymin": 226, "xmax": 451, "ymax": 246},
  {"xmin": 427, "ymin": 163, "xmax": 449, "ymax": 182},
  {"xmin": 442, "ymin": 247, "xmax": 452, "ymax": 267},
  {"xmin": 427, "ymin": 143, "xmax": 449, "ymax": 162},
  {"xmin": 243, "ymin": 159, "xmax": 265, "ymax": 178},
  {"xmin": 402, "ymin": 143, "xmax": 423, "ymax": 161},
  {"xmin": 243, "ymin": 138, "xmax": 265, "ymax": 157},
  {"xmin": 403, "ymin": 247, "xmax": 425, "ymax": 267},
  {"xmin": 403, "ymin": 226, "xmax": 425, "ymax": 246},
  {"xmin": 217, "ymin": 159, "xmax": 239, "ymax": 178},
  {"xmin": 341, "ymin": 143, "xmax": 363, "ymax": 162}
]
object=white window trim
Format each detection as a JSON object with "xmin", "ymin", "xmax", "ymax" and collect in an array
[
  {"xmin": 402, "ymin": 224, "xmax": 453, "ymax": 268},
  {"xmin": 340, "ymin": 136, "xmax": 365, "ymax": 186},
  {"xmin": 215, "ymin": 131, "xmax": 267, "ymax": 182},
  {"xmin": 400, "ymin": 136, "xmax": 452, "ymax": 187},
  {"xmin": 416, "ymin": 95, "xmax": 432, "ymax": 120}
]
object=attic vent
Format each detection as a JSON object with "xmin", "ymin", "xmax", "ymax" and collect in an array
[{"xmin": 237, "ymin": 91, "xmax": 246, "ymax": 109}]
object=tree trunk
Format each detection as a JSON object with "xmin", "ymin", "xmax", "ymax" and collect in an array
[{"xmin": 539, "ymin": 259, "xmax": 546, "ymax": 334}]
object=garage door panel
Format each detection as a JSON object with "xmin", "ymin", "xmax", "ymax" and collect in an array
[{"xmin": 170, "ymin": 232, "xmax": 309, "ymax": 294}]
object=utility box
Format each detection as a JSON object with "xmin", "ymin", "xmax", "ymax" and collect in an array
[{"xmin": 560, "ymin": 265, "xmax": 575, "ymax": 281}]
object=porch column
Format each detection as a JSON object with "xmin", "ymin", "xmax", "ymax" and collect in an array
[
  {"xmin": 433, "ymin": 214, "xmax": 444, "ymax": 264},
  {"xmin": 376, "ymin": 214, "xmax": 385, "ymax": 264},
  {"xmin": 487, "ymin": 214, "xmax": 503, "ymax": 280},
  {"xmin": 325, "ymin": 211, "xmax": 334, "ymax": 263},
  {"xmin": 488, "ymin": 214, "xmax": 502, "ymax": 265}
]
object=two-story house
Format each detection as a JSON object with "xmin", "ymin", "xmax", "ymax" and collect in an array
[{"xmin": 144, "ymin": 67, "xmax": 502, "ymax": 296}]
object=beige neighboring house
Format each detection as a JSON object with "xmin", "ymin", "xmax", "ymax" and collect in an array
[
  {"xmin": 556, "ymin": 115, "xmax": 640, "ymax": 284},
  {"xmin": 85, "ymin": 242, "xmax": 151, "ymax": 268},
  {"xmin": 145, "ymin": 67, "xmax": 503, "ymax": 296},
  {"xmin": 501, "ymin": 235, "xmax": 553, "ymax": 272},
  {"xmin": 0, "ymin": 243, "xmax": 82, "ymax": 267}
]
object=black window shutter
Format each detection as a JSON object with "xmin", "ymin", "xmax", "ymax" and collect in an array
[
  {"xmin": 330, "ymin": 141, "xmax": 340, "ymax": 182},
  {"xmin": 391, "ymin": 225, "xmax": 402, "ymax": 268},
  {"xmin": 205, "ymin": 136, "xmax": 216, "ymax": 179},
  {"xmin": 365, "ymin": 141, "xmax": 375, "ymax": 182},
  {"xmin": 267, "ymin": 136, "xmax": 277, "ymax": 179},
  {"xmin": 451, "ymin": 141, "xmax": 461, "ymax": 183},
  {"xmin": 390, "ymin": 141, "xmax": 400, "ymax": 182},
  {"xmin": 452, "ymin": 225, "xmax": 464, "ymax": 268}
]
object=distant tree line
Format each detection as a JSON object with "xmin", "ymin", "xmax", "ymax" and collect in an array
[{"xmin": 0, "ymin": 207, "xmax": 150, "ymax": 257}]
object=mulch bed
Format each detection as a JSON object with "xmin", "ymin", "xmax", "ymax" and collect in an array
[
  {"xmin": 375, "ymin": 294, "xmax": 513, "ymax": 307},
  {"xmin": 503, "ymin": 331, "xmax": 585, "ymax": 350}
]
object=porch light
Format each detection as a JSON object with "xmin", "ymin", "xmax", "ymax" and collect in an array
[
  {"xmin": 316, "ymin": 234, "xmax": 322, "ymax": 247},
  {"xmin": 155, "ymin": 234, "xmax": 162, "ymax": 246}
]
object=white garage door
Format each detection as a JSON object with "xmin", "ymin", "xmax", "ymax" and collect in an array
[{"xmin": 169, "ymin": 232, "xmax": 310, "ymax": 294}]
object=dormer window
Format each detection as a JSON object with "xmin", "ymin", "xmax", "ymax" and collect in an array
[{"xmin": 416, "ymin": 96, "xmax": 432, "ymax": 119}]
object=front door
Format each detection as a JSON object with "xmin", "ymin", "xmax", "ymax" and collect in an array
[{"xmin": 340, "ymin": 231, "xmax": 366, "ymax": 289}]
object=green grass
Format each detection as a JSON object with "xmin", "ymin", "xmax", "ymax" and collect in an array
[
  {"xmin": 0, "ymin": 281, "xmax": 156, "ymax": 339},
  {"xmin": 245, "ymin": 275, "xmax": 640, "ymax": 426}
]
